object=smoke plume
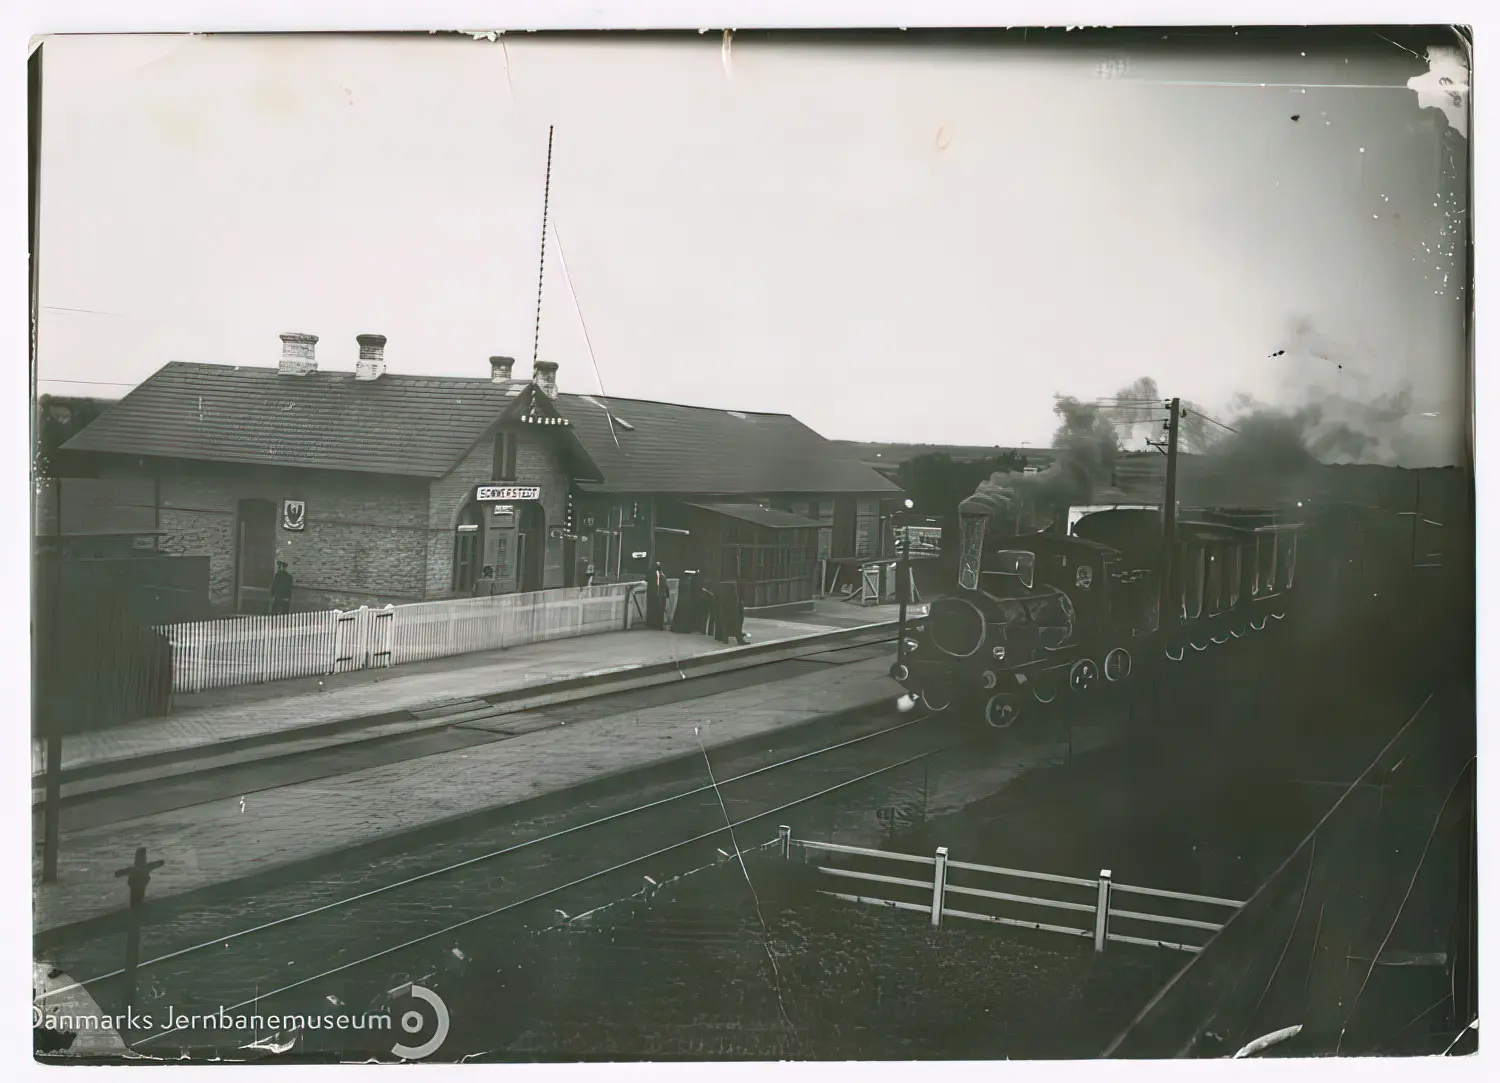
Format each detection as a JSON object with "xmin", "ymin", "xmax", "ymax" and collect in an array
[
  {"xmin": 960, "ymin": 395, "xmax": 1122, "ymax": 527},
  {"xmin": 961, "ymin": 314, "xmax": 1435, "ymax": 518},
  {"xmin": 1200, "ymin": 315, "xmax": 1430, "ymax": 470}
]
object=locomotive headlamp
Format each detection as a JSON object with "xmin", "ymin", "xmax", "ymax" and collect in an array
[{"xmin": 991, "ymin": 645, "xmax": 1006, "ymax": 660}]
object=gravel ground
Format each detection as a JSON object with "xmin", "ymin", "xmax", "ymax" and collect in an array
[{"xmin": 444, "ymin": 860, "xmax": 1183, "ymax": 1061}]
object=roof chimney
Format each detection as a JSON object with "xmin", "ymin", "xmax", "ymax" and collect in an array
[
  {"xmin": 533, "ymin": 360, "xmax": 559, "ymax": 400},
  {"xmin": 355, "ymin": 334, "xmax": 387, "ymax": 381},
  {"xmin": 490, "ymin": 356, "xmax": 515, "ymax": 383},
  {"xmin": 279, "ymin": 332, "xmax": 318, "ymax": 376}
]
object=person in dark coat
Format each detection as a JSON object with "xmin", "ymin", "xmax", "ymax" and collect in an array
[
  {"xmin": 701, "ymin": 581, "xmax": 718, "ymax": 639},
  {"xmin": 670, "ymin": 570, "xmax": 699, "ymax": 633},
  {"xmin": 269, "ymin": 561, "xmax": 293, "ymax": 615},
  {"xmin": 716, "ymin": 580, "xmax": 748, "ymax": 644},
  {"xmin": 645, "ymin": 562, "xmax": 668, "ymax": 630}
]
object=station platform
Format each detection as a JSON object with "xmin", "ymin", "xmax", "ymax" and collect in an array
[{"xmin": 33, "ymin": 600, "xmax": 921, "ymax": 780}]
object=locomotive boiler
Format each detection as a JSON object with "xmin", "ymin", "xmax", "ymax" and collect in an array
[{"xmin": 891, "ymin": 501, "xmax": 1304, "ymax": 728}]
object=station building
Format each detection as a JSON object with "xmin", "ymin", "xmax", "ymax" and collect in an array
[{"xmin": 62, "ymin": 332, "xmax": 902, "ymax": 615}]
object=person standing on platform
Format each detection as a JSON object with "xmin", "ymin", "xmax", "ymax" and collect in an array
[
  {"xmin": 646, "ymin": 562, "xmax": 668, "ymax": 629},
  {"xmin": 670, "ymin": 570, "xmax": 699, "ymax": 633},
  {"xmin": 701, "ymin": 581, "xmax": 718, "ymax": 639},
  {"xmin": 716, "ymin": 580, "xmax": 748, "ymax": 645},
  {"xmin": 269, "ymin": 561, "xmax": 293, "ymax": 616}
]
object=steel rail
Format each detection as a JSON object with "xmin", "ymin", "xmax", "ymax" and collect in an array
[
  {"xmin": 135, "ymin": 733, "xmax": 975, "ymax": 1047},
  {"xmin": 52, "ymin": 708, "xmax": 951, "ymax": 999}
]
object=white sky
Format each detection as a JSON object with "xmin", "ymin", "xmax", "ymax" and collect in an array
[{"xmin": 36, "ymin": 30, "xmax": 1469, "ymax": 463}]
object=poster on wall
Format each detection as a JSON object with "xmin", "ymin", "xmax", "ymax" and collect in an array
[{"xmin": 283, "ymin": 500, "xmax": 306, "ymax": 531}]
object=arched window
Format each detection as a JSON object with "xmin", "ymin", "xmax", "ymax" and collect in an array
[{"xmin": 453, "ymin": 502, "xmax": 483, "ymax": 593}]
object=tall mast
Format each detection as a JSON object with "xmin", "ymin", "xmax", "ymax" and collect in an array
[{"xmin": 531, "ymin": 124, "xmax": 555, "ymax": 369}]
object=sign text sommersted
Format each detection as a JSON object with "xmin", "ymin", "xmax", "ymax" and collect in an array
[{"xmin": 477, "ymin": 485, "xmax": 540, "ymax": 502}]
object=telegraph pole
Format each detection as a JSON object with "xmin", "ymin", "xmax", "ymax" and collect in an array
[{"xmin": 1157, "ymin": 398, "xmax": 1181, "ymax": 630}]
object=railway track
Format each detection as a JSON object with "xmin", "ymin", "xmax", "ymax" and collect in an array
[{"xmin": 42, "ymin": 698, "xmax": 1009, "ymax": 1051}]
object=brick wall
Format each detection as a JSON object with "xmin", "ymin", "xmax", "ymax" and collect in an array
[
  {"xmin": 102, "ymin": 460, "xmax": 430, "ymax": 613},
  {"xmin": 425, "ymin": 428, "xmax": 571, "ymax": 597}
]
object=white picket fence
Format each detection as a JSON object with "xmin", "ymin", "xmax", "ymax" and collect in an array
[{"xmin": 160, "ymin": 580, "xmax": 665, "ymax": 695}]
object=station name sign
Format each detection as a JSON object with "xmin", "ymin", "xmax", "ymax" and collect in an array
[{"xmin": 477, "ymin": 485, "xmax": 540, "ymax": 502}]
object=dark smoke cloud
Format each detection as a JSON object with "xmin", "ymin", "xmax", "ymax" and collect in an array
[
  {"xmin": 960, "ymin": 395, "xmax": 1122, "ymax": 526},
  {"xmin": 1215, "ymin": 314, "xmax": 1427, "ymax": 468},
  {"xmin": 961, "ymin": 315, "xmax": 1431, "ymax": 519}
]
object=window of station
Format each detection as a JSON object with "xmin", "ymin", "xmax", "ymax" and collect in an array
[
  {"xmin": 1228, "ymin": 546, "xmax": 1243, "ymax": 608},
  {"xmin": 492, "ymin": 431, "xmax": 519, "ymax": 481},
  {"xmin": 1282, "ymin": 533, "xmax": 1297, "ymax": 589}
]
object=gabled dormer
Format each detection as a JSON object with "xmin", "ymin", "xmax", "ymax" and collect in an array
[
  {"xmin": 503, "ymin": 380, "xmax": 573, "ymax": 430},
  {"xmin": 485, "ymin": 378, "xmax": 603, "ymax": 485}
]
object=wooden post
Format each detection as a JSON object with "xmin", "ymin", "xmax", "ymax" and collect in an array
[
  {"xmin": 1094, "ymin": 869, "xmax": 1113, "ymax": 953},
  {"xmin": 778, "ymin": 825, "xmax": 791, "ymax": 860},
  {"xmin": 646, "ymin": 496, "xmax": 657, "ymax": 580},
  {"xmin": 930, "ymin": 846, "xmax": 949, "ymax": 927},
  {"xmin": 115, "ymin": 847, "xmax": 164, "ymax": 1043}
]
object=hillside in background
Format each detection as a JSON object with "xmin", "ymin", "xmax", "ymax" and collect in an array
[{"xmin": 830, "ymin": 440, "xmax": 1058, "ymax": 478}]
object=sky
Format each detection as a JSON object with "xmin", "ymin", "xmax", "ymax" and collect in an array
[{"xmin": 35, "ymin": 29, "xmax": 1470, "ymax": 465}]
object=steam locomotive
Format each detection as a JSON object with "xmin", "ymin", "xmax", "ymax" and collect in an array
[{"xmin": 891, "ymin": 502, "xmax": 1304, "ymax": 727}]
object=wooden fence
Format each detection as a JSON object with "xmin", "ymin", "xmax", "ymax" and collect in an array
[
  {"xmin": 157, "ymin": 579, "xmax": 678, "ymax": 695},
  {"xmin": 779, "ymin": 827, "xmax": 1245, "ymax": 954}
]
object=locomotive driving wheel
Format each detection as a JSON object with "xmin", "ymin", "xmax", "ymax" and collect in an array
[
  {"xmin": 1069, "ymin": 658, "xmax": 1099, "ymax": 693},
  {"xmin": 1031, "ymin": 673, "xmax": 1060, "ymax": 704},
  {"xmin": 984, "ymin": 692, "xmax": 1021, "ymax": 729},
  {"xmin": 1104, "ymin": 647, "xmax": 1132, "ymax": 682}
]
